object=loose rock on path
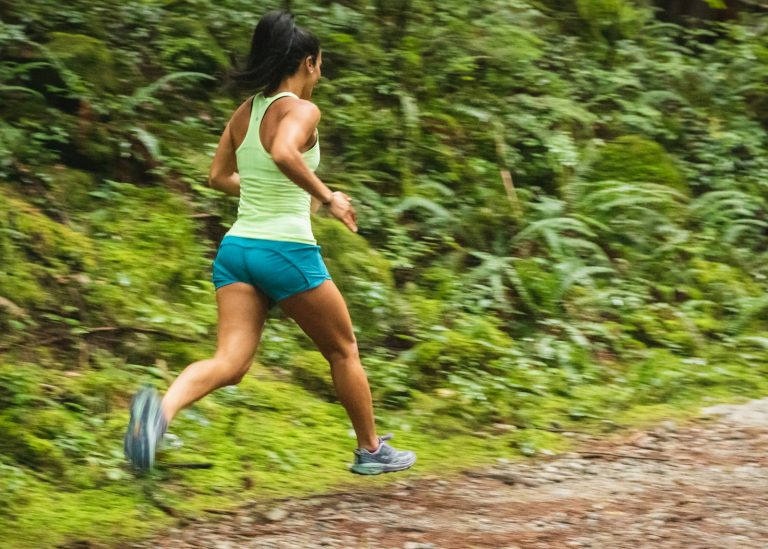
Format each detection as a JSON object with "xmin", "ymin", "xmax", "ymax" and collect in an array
[{"xmin": 141, "ymin": 398, "xmax": 768, "ymax": 548}]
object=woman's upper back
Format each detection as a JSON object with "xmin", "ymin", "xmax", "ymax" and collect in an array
[
  {"xmin": 224, "ymin": 91, "xmax": 321, "ymax": 245},
  {"xmin": 235, "ymin": 91, "xmax": 320, "ymax": 178}
]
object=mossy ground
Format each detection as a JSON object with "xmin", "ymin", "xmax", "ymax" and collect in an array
[{"xmin": 1, "ymin": 353, "xmax": 764, "ymax": 548}]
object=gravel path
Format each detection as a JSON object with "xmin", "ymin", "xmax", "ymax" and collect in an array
[{"xmin": 141, "ymin": 398, "xmax": 768, "ymax": 549}]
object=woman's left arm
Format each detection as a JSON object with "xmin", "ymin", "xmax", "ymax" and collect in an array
[{"xmin": 208, "ymin": 118, "xmax": 241, "ymax": 197}]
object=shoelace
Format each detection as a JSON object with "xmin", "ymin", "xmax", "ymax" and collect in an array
[
  {"xmin": 356, "ymin": 433, "xmax": 395, "ymax": 455},
  {"xmin": 375, "ymin": 433, "xmax": 394, "ymax": 453}
]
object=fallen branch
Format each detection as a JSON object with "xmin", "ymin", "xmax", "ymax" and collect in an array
[
  {"xmin": 1, "ymin": 324, "xmax": 202, "ymax": 352},
  {"xmin": 80, "ymin": 325, "xmax": 200, "ymax": 341},
  {"xmin": 203, "ymin": 508, "xmax": 238, "ymax": 515},
  {"xmin": 492, "ymin": 120, "xmax": 523, "ymax": 219},
  {"xmin": 577, "ymin": 451, "xmax": 672, "ymax": 462},
  {"xmin": 143, "ymin": 484, "xmax": 181, "ymax": 518},
  {"xmin": 164, "ymin": 462, "xmax": 214, "ymax": 469}
]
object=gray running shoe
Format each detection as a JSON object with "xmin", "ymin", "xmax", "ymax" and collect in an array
[
  {"xmin": 124, "ymin": 385, "xmax": 167, "ymax": 471},
  {"xmin": 350, "ymin": 433, "xmax": 416, "ymax": 475}
]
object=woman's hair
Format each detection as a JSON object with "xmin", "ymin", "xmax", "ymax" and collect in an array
[{"xmin": 228, "ymin": 10, "xmax": 320, "ymax": 96}]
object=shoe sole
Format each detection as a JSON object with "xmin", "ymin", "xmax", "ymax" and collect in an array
[
  {"xmin": 350, "ymin": 455, "xmax": 417, "ymax": 475},
  {"xmin": 124, "ymin": 390, "xmax": 148, "ymax": 469},
  {"xmin": 124, "ymin": 387, "xmax": 161, "ymax": 471}
]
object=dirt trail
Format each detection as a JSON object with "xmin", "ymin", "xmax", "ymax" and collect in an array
[{"xmin": 141, "ymin": 399, "xmax": 768, "ymax": 548}]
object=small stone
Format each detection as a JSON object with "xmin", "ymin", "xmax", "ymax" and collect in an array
[
  {"xmin": 497, "ymin": 473, "xmax": 536, "ymax": 487},
  {"xmin": 541, "ymin": 472, "xmax": 564, "ymax": 483},
  {"xmin": 633, "ymin": 435, "xmax": 657, "ymax": 449},
  {"xmin": 648, "ymin": 511, "xmax": 672, "ymax": 521},
  {"xmin": 519, "ymin": 477, "xmax": 540, "ymax": 487},
  {"xmin": 725, "ymin": 517, "xmax": 752, "ymax": 528},
  {"xmin": 264, "ymin": 507, "xmax": 289, "ymax": 522},
  {"xmin": 660, "ymin": 420, "xmax": 677, "ymax": 432}
]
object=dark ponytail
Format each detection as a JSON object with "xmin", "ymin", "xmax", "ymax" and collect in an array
[{"xmin": 228, "ymin": 10, "xmax": 320, "ymax": 96}]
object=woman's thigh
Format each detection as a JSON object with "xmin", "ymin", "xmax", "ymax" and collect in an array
[
  {"xmin": 215, "ymin": 282, "xmax": 270, "ymax": 368},
  {"xmin": 277, "ymin": 279, "xmax": 357, "ymax": 361}
]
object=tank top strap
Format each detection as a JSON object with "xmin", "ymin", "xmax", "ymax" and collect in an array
[
  {"xmin": 239, "ymin": 92, "xmax": 300, "ymax": 155},
  {"xmin": 261, "ymin": 91, "xmax": 299, "ymax": 109},
  {"xmin": 268, "ymin": 91, "xmax": 299, "ymax": 100},
  {"xmin": 249, "ymin": 91, "xmax": 298, "ymax": 120}
]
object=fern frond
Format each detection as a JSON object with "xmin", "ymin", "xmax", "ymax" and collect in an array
[{"xmin": 120, "ymin": 71, "xmax": 216, "ymax": 112}]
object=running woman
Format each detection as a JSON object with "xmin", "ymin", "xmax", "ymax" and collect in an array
[{"xmin": 123, "ymin": 9, "xmax": 416, "ymax": 476}]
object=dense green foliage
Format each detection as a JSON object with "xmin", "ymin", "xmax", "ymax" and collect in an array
[{"xmin": 1, "ymin": 0, "xmax": 767, "ymax": 545}]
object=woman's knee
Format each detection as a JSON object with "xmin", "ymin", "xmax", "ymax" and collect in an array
[
  {"xmin": 323, "ymin": 340, "xmax": 359, "ymax": 365},
  {"xmin": 214, "ymin": 355, "xmax": 252, "ymax": 386},
  {"xmin": 227, "ymin": 365, "xmax": 252, "ymax": 386}
]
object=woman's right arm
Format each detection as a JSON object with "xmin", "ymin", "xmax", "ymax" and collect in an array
[{"xmin": 271, "ymin": 101, "xmax": 358, "ymax": 233}]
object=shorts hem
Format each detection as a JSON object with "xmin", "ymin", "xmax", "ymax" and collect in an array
[
  {"xmin": 213, "ymin": 279, "xmax": 278, "ymax": 310},
  {"xmin": 274, "ymin": 275, "xmax": 332, "ymax": 304},
  {"xmin": 213, "ymin": 280, "xmax": 240, "ymax": 290}
]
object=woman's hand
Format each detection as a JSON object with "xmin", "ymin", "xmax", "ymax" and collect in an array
[{"xmin": 327, "ymin": 191, "xmax": 358, "ymax": 233}]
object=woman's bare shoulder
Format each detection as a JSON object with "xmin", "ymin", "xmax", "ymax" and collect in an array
[
  {"xmin": 230, "ymin": 95, "xmax": 255, "ymax": 122},
  {"xmin": 282, "ymin": 96, "xmax": 321, "ymax": 120},
  {"xmin": 225, "ymin": 96, "xmax": 255, "ymax": 135}
]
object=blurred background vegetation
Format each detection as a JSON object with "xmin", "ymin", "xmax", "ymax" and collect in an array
[{"xmin": 0, "ymin": 0, "xmax": 767, "ymax": 546}]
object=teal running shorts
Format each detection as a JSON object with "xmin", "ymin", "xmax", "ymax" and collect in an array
[{"xmin": 211, "ymin": 235, "xmax": 332, "ymax": 309}]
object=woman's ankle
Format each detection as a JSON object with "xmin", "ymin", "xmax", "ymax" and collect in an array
[{"xmin": 359, "ymin": 437, "xmax": 380, "ymax": 453}]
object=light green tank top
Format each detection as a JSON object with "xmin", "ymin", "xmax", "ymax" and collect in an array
[{"xmin": 225, "ymin": 91, "xmax": 320, "ymax": 245}]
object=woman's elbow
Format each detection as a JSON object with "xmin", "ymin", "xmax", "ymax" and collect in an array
[{"xmin": 208, "ymin": 170, "xmax": 223, "ymax": 188}]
